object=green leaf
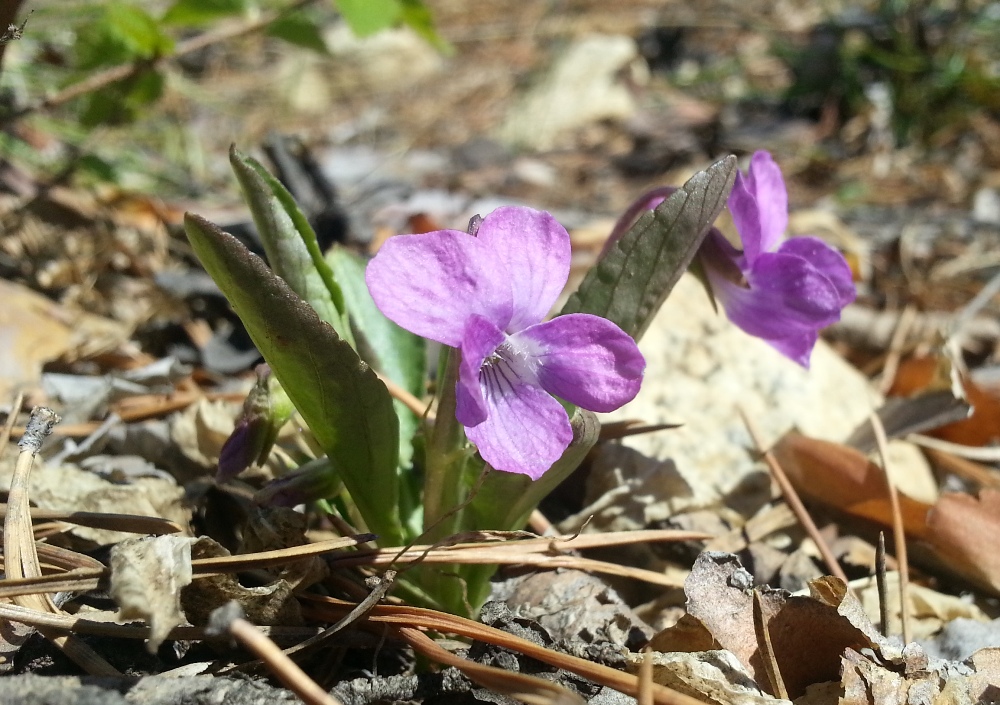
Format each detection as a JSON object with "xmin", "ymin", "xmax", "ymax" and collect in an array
[
  {"xmin": 327, "ymin": 246, "xmax": 425, "ymax": 469},
  {"xmin": 560, "ymin": 155, "xmax": 737, "ymax": 342},
  {"xmin": 228, "ymin": 146, "xmax": 354, "ymax": 348},
  {"xmin": 267, "ymin": 11, "xmax": 329, "ymax": 54},
  {"xmin": 333, "ymin": 0, "xmax": 401, "ymax": 37},
  {"xmin": 75, "ymin": 2, "xmax": 174, "ymax": 69},
  {"xmin": 162, "ymin": 0, "xmax": 247, "ymax": 26},
  {"xmin": 184, "ymin": 213, "xmax": 404, "ymax": 546},
  {"xmin": 78, "ymin": 71, "xmax": 165, "ymax": 126},
  {"xmin": 399, "ymin": 0, "xmax": 451, "ymax": 53}
]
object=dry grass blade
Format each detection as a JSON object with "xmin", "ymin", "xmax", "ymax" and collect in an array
[
  {"xmin": 283, "ymin": 570, "xmax": 396, "ymax": 657},
  {"xmin": 302, "ymin": 598, "xmax": 709, "ymax": 705},
  {"xmin": 191, "ymin": 534, "xmax": 376, "ymax": 575},
  {"xmin": 0, "ymin": 505, "xmax": 185, "ymax": 535},
  {"xmin": 751, "ymin": 590, "xmax": 787, "ymax": 700},
  {"xmin": 0, "ymin": 601, "xmax": 320, "ymax": 641},
  {"xmin": 909, "ymin": 433, "xmax": 1000, "ymax": 462},
  {"xmin": 870, "ymin": 412, "xmax": 911, "ymax": 644},
  {"xmin": 0, "ymin": 392, "xmax": 23, "ymax": 462},
  {"xmin": 399, "ymin": 626, "xmax": 587, "ymax": 705},
  {"xmin": 327, "ymin": 530, "xmax": 707, "ymax": 588},
  {"xmin": 3, "ymin": 407, "xmax": 119, "ymax": 676},
  {"xmin": 740, "ymin": 408, "xmax": 849, "ymax": 584}
]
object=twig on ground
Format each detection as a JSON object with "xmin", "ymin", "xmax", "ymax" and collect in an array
[
  {"xmin": 870, "ymin": 412, "xmax": 911, "ymax": 644},
  {"xmin": 875, "ymin": 532, "xmax": 889, "ymax": 638},
  {"xmin": 739, "ymin": 407, "xmax": 849, "ymax": 584},
  {"xmin": 208, "ymin": 602, "xmax": 346, "ymax": 705},
  {"xmin": 752, "ymin": 590, "xmax": 787, "ymax": 700}
]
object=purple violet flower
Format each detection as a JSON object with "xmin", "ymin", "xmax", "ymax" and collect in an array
[
  {"xmin": 698, "ymin": 151, "xmax": 856, "ymax": 367},
  {"xmin": 366, "ymin": 206, "xmax": 645, "ymax": 479}
]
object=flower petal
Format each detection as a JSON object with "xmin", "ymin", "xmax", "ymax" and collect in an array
[
  {"xmin": 777, "ymin": 236, "xmax": 856, "ymax": 307},
  {"xmin": 366, "ymin": 230, "xmax": 513, "ymax": 346},
  {"xmin": 729, "ymin": 151, "xmax": 787, "ymax": 263},
  {"xmin": 513, "ymin": 314, "xmax": 645, "ymax": 412},
  {"xmin": 465, "ymin": 380, "xmax": 572, "ymax": 480},
  {"xmin": 707, "ymin": 250, "xmax": 846, "ymax": 342},
  {"xmin": 455, "ymin": 314, "xmax": 506, "ymax": 427},
  {"xmin": 475, "ymin": 206, "xmax": 571, "ymax": 332},
  {"xmin": 766, "ymin": 331, "xmax": 820, "ymax": 368}
]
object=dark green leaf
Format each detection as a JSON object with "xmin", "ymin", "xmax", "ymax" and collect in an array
[
  {"xmin": 560, "ymin": 155, "xmax": 737, "ymax": 342},
  {"xmin": 75, "ymin": 2, "xmax": 174, "ymax": 69},
  {"xmin": 228, "ymin": 146, "xmax": 354, "ymax": 347},
  {"xmin": 267, "ymin": 11, "xmax": 329, "ymax": 54},
  {"xmin": 327, "ymin": 246, "xmax": 425, "ymax": 469},
  {"xmin": 162, "ymin": 0, "xmax": 247, "ymax": 26},
  {"xmin": 78, "ymin": 71, "xmax": 164, "ymax": 126},
  {"xmin": 333, "ymin": 0, "xmax": 400, "ymax": 37},
  {"xmin": 184, "ymin": 213, "xmax": 404, "ymax": 546}
]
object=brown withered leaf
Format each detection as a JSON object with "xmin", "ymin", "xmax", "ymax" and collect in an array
[
  {"xmin": 889, "ymin": 355, "xmax": 1000, "ymax": 447},
  {"xmin": 925, "ymin": 490, "xmax": 1000, "ymax": 595},
  {"xmin": 774, "ymin": 432, "xmax": 1000, "ymax": 595},
  {"xmin": 659, "ymin": 552, "xmax": 877, "ymax": 699},
  {"xmin": 771, "ymin": 432, "xmax": 933, "ymax": 540}
]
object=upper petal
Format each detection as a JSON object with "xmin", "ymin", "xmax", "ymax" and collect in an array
[
  {"xmin": 365, "ymin": 230, "xmax": 514, "ymax": 346},
  {"xmin": 475, "ymin": 206, "xmax": 571, "ymax": 332},
  {"xmin": 455, "ymin": 314, "xmax": 506, "ymax": 428},
  {"xmin": 776, "ymin": 236, "xmax": 856, "ymax": 308},
  {"xmin": 464, "ymin": 379, "xmax": 572, "ymax": 480},
  {"xmin": 513, "ymin": 314, "xmax": 645, "ymax": 412},
  {"xmin": 729, "ymin": 151, "xmax": 788, "ymax": 263}
]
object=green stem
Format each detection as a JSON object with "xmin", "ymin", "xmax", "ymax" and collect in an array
[{"xmin": 421, "ymin": 347, "xmax": 467, "ymax": 540}]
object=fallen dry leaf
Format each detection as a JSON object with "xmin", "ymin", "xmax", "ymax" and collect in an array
[
  {"xmin": 110, "ymin": 535, "xmax": 195, "ymax": 652},
  {"xmin": 653, "ymin": 552, "xmax": 878, "ymax": 699},
  {"xmin": 925, "ymin": 490, "xmax": 1000, "ymax": 595},
  {"xmin": 771, "ymin": 432, "xmax": 933, "ymax": 540}
]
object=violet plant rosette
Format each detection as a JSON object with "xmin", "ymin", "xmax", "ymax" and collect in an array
[
  {"xmin": 701, "ymin": 151, "xmax": 856, "ymax": 366},
  {"xmin": 365, "ymin": 205, "xmax": 645, "ymax": 480}
]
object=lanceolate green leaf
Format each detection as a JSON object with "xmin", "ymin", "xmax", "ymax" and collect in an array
[
  {"xmin": 229, "ymin": 146, "xmax": 354, "ymax": 347},
  {"xmin": 327, "ymin": 246, "xmax": 425, "ymax": 468},
  {"xmin": 560, "ymin": 156, "xmax": 737, "ymax": 342},
  {"xmin": 184, "ymin": 214, "xmax": 404, "ymax": 546}
]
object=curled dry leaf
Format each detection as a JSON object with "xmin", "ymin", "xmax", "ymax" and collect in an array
[
  {"xmin": 110, "ymin": 535, "xmax": 195, "ymax": 653},
  {"xmin": 650, "ymin": 553, "xmax": 880, "ymax": 699}
]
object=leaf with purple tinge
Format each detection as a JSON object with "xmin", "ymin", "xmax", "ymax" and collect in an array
[
  {"xmin": 184, "ymin": 213, "xmax": 404, "ymax": 546},
  {"xmin": 560, "ymin": 155, "xmax": 737, "ymax": 341}
]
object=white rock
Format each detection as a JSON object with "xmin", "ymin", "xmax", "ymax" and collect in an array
[
  {"xmin": 591, "ymin": 273, "xmax": 878, "ymax": 516},
  {"xmin": 972, "ymin": 187, "xmax": 1000, "ymax": 225},
  {"xmin": 498, "ymin": 34, "xmax": 640, "ymax": 150}
]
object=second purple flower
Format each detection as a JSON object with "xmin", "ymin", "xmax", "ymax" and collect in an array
[
  {"xmin": 365, "ymin": 206, "xmax": 645, "ymax": 479},
  {"xmin": 700, "ymin": 151, "xmax": 856, "ymax": 367}
]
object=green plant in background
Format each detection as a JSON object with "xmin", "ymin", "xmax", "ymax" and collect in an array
[
  {"xmin": 780, "ymin": 0, "xmax": 1000, "ymax": 145},
  {"xmin": 0, "ymin": 0, "xmax": 445, "ymax": 187}
]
